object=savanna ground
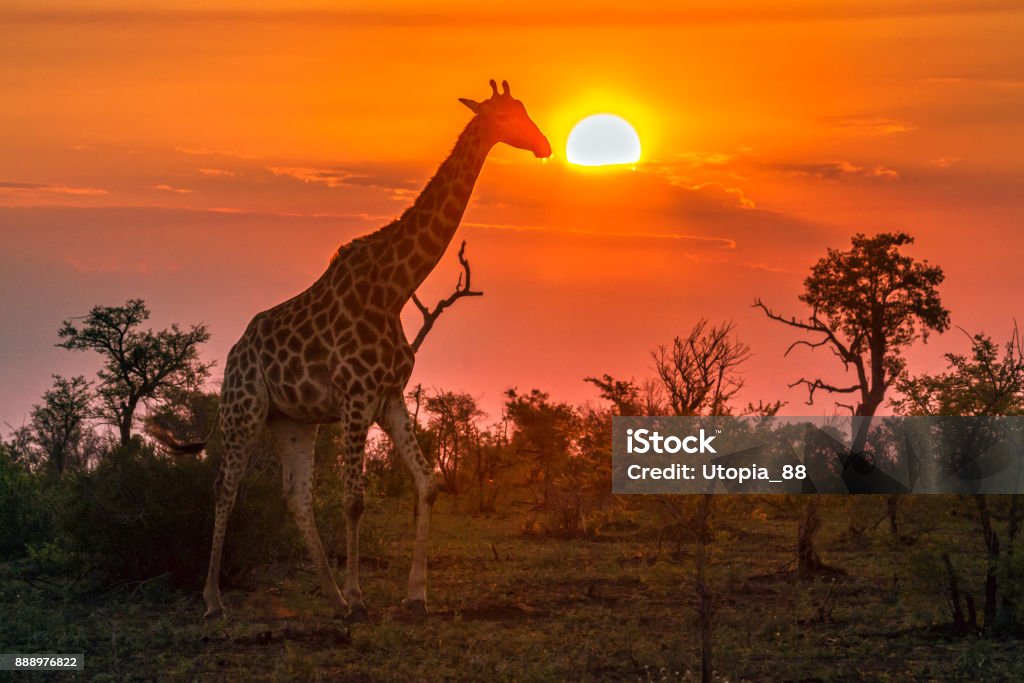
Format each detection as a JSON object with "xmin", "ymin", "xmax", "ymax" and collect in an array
[{"xmin": 3, "ymin": 494, "xmax": 1022, "ymax": 682}]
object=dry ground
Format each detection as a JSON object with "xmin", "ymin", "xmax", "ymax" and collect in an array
[{"xmin": 2, "ymin": 495, "xmax": 1022, "ymax": 681}]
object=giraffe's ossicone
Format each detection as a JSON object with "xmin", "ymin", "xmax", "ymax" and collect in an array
[{"xmin": 151, "ymin": 80, "xmax": 551, "ymax": 621}]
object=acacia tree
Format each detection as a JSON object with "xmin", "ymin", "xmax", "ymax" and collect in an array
[
  {"xmin": 504, "ymin": 389, "xmax": 577, "ymax": 508},
  {"xmin": 585, "ymin": 374, "xmax": 667, "ymax": 417},
  {"xmin": 423, "ymin": 390, "xmax": 485, "ymax": 495},
  {"xmin": 30, "ymin": 375, "xmax": 96, "ymax": 476},
  {"xmin": 755, "ymin": 232, "xmax": 949, "ymax": 417},
  {"xmin": 894, "ymin": 326, "xmax": 1024, "ymax": 634},
  {"xmin": 7, "ymin": 375, "xmax": 98, "ymax": 476},
  {"xmin": 894, "ymin": 327, "xmax": 1024, "ymax": 418},
  {"xmin": 756, "ymin": 233, "xmax": 949, "ymax": 540},
  {"xmin": 58, "ymin": 299, "xmax": 212, "ymax": 447}
]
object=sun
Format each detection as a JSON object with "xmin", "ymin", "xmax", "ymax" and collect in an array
[{"xmin": 565, "ymin": 114, "xmax": 642, "ymax": 167}]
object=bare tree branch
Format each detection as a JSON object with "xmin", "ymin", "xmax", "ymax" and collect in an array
[
  {"xmin": 652, "ymin": 319, "xmax": 750, "ymax": 416},
  {"xmin": 788, "ymin": 377, "xmax": 860, "ymax": 407},
  {"xmin": 410, "ymin": 241, "xmax": 483, "ymax": 353},
  {"xmin": 753, "ymin": 298, "xmax": 858, "ymax": 370}
]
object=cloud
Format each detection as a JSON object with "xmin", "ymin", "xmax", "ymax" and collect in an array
[
  {"xmin": 0, "ymin": 180, "xmax": 108, "ymax": 199},
  {"xmin": 173, "ymin": 146, "xmax": 259, "ymax": 159},
  {"xmin": 462, "ymin": 159, "xmax": 833, "ymax": 271},
  {"xmin": 0, "ymin": 181, "xmax": 46, "ymax": 189},
  {"xmin": 928, "ymin": 156, "xmax": 962, "ymax": 168},
  {"xmin": 197, "ymin": 168, "xmax": 236, "ymax": 178},
  {"xmin": 663, "ymin": 151, "xmax": 739, "ymax": 168},
  {"xmin": 151, "ymin": 184, "xmax": 193, "ymax": 194},
  {"xmin": 684, "ymin": 182, "xmax": 756, "ymax": 209},
  {"xmin": 267, "ymin": 164, "xmax": 421, "ymax": 201},
  {"xmin": 654, "ymin": 147, "xmax": 904, "ymax": 185},
  {"xmin": 654, "ymin": 148, "xmax": 906, "ymax": 186},
  {"xmin": 632, "ymin": 171, "xmax": 757, "ymax": 209},
  {"xmin": 829, "ymin": 116, "xmax": 917, "ymax": 136},
  {"xmin": 268, "ymin": 166, "xmax": 366, "ymax": 188},
  {"xmin": 768, "ymin": 161, "xmax": 900, "ymax": 181},
  {"xmin": 465, "ymin": 221, "xmax": 737, "ymax": 249}
]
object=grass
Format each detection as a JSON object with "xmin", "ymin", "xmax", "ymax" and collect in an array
[{"xmin": 2, "ymin": 495, "xmax": 1023, "ymax": 681}]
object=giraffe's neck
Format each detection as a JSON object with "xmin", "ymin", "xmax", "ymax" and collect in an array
[{"xmin": 367, "ymin": 118, "xmax": 493, "ymax": 304}]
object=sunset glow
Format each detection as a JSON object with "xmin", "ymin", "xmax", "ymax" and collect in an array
[
  {"xmin": 1, "ymin": 1, "xmax": 1022, "ymax": 427},
  {"xmin": 4, "ymin": 4, "xmax": 1024, "ymax": 677},
  {"xmin": 566, "ymin": 114, "xmax": 642, "ymax": 166}
]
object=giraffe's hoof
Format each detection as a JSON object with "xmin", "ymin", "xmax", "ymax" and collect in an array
[
  {"xmin": 203, "ymin": 606, "xmax": 225, "ymax": 621},
  {"xmin": 402, "ymin": 599, "xmax": 428, "ymax": 617},
  {"xmin": 346, "ymin": 603, "xmax": 371, "ymax": 624}
]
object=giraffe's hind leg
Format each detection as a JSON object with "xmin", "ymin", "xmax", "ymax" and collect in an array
[
  {"xmin": 204, "ymin": 394, "xmax": 265, "ymax": 620},
  {"xmin": 380, "ymin": 393, "xmax": 437, "ymax": 615},
  {"xmin": 268, "ymin": 416, "xmax": 350, "ymax": 617}
]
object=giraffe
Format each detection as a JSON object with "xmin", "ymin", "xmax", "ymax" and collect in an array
[{"xmin": 153, "ymin": 79, "xmax": 551, "ymax": 621}]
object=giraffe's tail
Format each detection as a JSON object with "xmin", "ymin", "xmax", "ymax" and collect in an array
[{"xmin": 145, "ymin": 421, "xmax": 212, "ymax": 456}]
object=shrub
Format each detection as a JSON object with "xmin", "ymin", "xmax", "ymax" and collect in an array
[
  {"xmin": 56, "ymin": 441, "xmax": 310, "ymax": 588},
  {"xmin": 0, "ymin": 446, "xmax": 53, "ymax": 559},
  {"xmin": 57, "ymin": 443, "xmax": 218, "ymax": 586}
]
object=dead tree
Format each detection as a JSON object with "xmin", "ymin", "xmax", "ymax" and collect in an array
[
  {"xmin": 402, "ymin": 241, "xmax": 482, "ymax": 517},
  {"xmin": 652, "ymin": 319, "xmax": 751, "ymax": 417}
]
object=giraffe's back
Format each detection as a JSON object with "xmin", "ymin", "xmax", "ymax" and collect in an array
[{"xmin": 225, "ymin": 257, "xmax": 415, "ymax": 425}]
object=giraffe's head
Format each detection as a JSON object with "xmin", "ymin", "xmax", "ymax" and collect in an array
[{"xmin": 459, "ymin": 80, "xmax": 552, "ymax": 159}]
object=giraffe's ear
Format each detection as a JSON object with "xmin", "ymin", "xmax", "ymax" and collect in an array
[{"xmin": 458, "ymin": 98, "xmax": 481, "ymax": 114}]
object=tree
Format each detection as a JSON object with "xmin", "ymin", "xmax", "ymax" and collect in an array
[
  {"xmin": 636, "ymin": 319, "xmax": 771, "ymax": 671},
  {"xmin": 28, "ymin": 375, "xmax": 96, "ymax": 476},
  {"xmin": 584, "ymin": 374, "xmax": 642, "ymax": 416},
  {"xmin": 422, "ymin": 390, "xmax": 485, "ymax": 495},
  {"xmin": 653, "ymin": 319, "xmax": 751, "ymax": 416},
  {"xmin": 755, "ymin": 232, "xmax": 949, "ymax": 417},
  {"xmin": 894, "ymin": 327, "xmax": 1024, "ymax": 418},
  {"xmin": 647, "ymin": 318, "xmax": 781, "ymax": 418},
  {"xmin": 756, "ymin": 232, "xmax": 949, "ymax": 541},
  {"xmin": 58, "ymin": 299, "xmax": 212, "ymax": 447},
  {"xmin": 585, "ymin": 374, "xmax": 668, "ymax": 417},
  {"xmin": 894, "ymin": 326, "xmax": 1024, "ymax": 634},
  {"xmin": 504, "ymin": 389, "xmax": 578, "ymax": 508}
]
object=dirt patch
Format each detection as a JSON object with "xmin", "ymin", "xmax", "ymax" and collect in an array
[
  {"xmin": 204, "ymin": 622, "xmax": 352, "ymax": 648},
  {"xmin": 431, "ymin": 601, "xmax": 549, "ymax": 621}
]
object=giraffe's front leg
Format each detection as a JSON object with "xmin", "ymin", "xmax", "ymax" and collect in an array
[
  {"xmin": 380, "ymin": 394, "xmax": 438, "ymax": 615},
  {"xmin": 341, "ymin": 459, "xmax": 369, "ymax": 623}
]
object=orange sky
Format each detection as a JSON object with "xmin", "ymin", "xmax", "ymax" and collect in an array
[{"xmin": 2, "ymin": 1, "xmax": 1023, "ymax": 427}]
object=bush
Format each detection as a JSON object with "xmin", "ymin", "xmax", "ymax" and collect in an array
[
  {"xmin": 56, "ymin": 441, "xmax": 314, "ymax": 588},
  {"xmin": 57, "ymin": 443, "xmax": 218, "ymax": 586},
  {"xmin": 0, "ymin": 447, "xmax": 53, "ymax": 559},
  {"xmin": 4, "ymin": 426, "xmax": 359, "ymax": 590}
]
